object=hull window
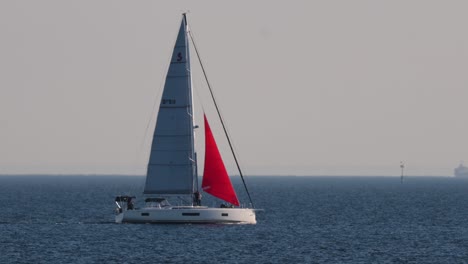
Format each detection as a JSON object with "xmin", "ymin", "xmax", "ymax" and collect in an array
[
  {"xmin": 182, "ymin": 213, "xmax": 200, "ymax": 216},
  {"xmin": 222, "ymin": 213, "xmax": 228, "ymax": 217},
  {"xmin": 141, "ymin": 213, "xmax": 150, "ymax": 216}
]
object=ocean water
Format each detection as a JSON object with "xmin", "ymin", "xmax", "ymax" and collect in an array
[{"xmin": 1, "ymin": 176, "xmax": 467, "ymax": 263}]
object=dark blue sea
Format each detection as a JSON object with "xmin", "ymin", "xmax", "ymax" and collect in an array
[{"xmin": 1, "ymin": 176, "xmax": 467, "ymax": 263}]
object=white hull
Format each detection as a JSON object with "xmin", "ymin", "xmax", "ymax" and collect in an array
[{"xmin": 115, "ymin": 206, "xmax": 256, "ymax": 224}]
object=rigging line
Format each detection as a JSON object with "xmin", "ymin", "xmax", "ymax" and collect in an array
[
  {"xmin": 187, "ymin": 23, "xmax": 255, "ymax": 208},
  {"xmin": 140, "ymin": 86, "xmax": 160, "ymax": 150},
  {"xmin": 139, "ymin": 18, "xmax": 179, "ymax": 162},
  {"xmin": 138, "ymin": 71, "xmax": 165, "ymax": 171}
]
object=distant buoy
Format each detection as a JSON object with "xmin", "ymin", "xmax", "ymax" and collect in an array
[{"xmin": 400, "ymin": 161, "xmax": 405, "ymax": 184}]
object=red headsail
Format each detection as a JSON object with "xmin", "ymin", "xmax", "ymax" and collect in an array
[{"xmin": 202, "ymin": 114, "xmax": 240, "ymax": 206}]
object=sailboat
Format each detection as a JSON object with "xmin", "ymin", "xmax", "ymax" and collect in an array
[{"xmin": 114, "ymin": 14, "xmax": 257, "ymax": 224}]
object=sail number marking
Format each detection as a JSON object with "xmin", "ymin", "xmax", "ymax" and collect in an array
[
  {"xmin": 162, "ymin": 99, "xmax": 176, "ymax": 105},
  {"xmin": 176, "ymin": 52, "xmax": 183, "ymax": 62}
]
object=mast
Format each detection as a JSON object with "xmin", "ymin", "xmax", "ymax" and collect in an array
[
  {"xmin": 183, "ymin": 13, "xmax": 198, "ymax": 194},
  {"xmin": 186, "ymin": 16, "xmax": 255, "ymax": 208}
]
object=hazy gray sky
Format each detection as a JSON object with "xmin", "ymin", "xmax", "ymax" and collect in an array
[{"xmin": 1, "ymin": 1, "xmax": 467, "ymax": 176}]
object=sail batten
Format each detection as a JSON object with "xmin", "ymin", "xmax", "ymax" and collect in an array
[{"xmin": 202, "ymin": 115, "xmax": 240, "ymax": 206}]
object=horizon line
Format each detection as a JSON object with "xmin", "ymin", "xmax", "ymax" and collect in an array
[{"xmin": 0, "ymin": 174, "xmax": 454, "ymax": 177}]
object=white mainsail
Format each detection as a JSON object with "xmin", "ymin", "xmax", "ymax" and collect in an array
[{"xmin": 144, "ymin": 16, "xmax": 196, "ymax": 194}]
